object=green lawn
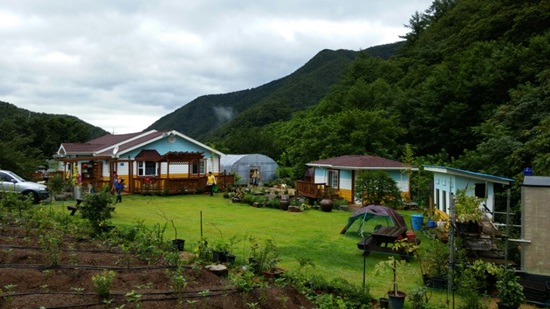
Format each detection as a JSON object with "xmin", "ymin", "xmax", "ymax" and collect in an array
[{"xmin": 53, "ymin": 193, "xmax": 453, "ymax": 305}]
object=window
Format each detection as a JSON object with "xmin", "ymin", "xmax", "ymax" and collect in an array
[
  {"xmin": 475, "ymin": 183, "xmax": 486, "ymax": 198},
  {"xmin": 192, "ymin": 160, "xmax": 206, "ymax": 175},
  {"xmin": 328, "ymin": 170, "xmax": 338, "ymax": 188},
  {"xmin": 137, "ymin": 161, "xmax": 157, "ymax": 176}
]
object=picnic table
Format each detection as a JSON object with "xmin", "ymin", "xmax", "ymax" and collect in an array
[
  {"xmin": 67, "ymin": 198, "xmax": 116, "ymax": 216},
  {"xmin": 357, "ymin": 226, "xmax": 417, "ymax": 259},
  {"xmin": 67, "ymin": 198, "xmax": 83, "ymax": 216}
]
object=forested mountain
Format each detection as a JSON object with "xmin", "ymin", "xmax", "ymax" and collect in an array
[
  {"xmin": 204, "ymin": 0, "xmax": 550, "ymax": 185},
  {"xmin": 146, "ymin": 49, "xmax": 358, "ymax": 140},
  {"xmin": 0, "ymin": 101, "xmax": 108, "ymax": 177},
  {"xmin": 146, "ymin": 43, "xmax": 401, "ymax": 140}
]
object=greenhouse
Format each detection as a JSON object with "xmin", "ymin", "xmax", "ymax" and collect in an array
[{"xmin": 220, "ymin": 154, "xmax": 278, "ymax": 186}]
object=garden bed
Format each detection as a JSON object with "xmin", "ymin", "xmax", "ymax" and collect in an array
[{"xmin": 0, "ymin": 218, "xmax": 313, "ymax": 308}]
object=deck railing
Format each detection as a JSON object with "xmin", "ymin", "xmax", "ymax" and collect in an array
[
  {"xmin": 295, "ymin": 180, "xmax": 338, "ymax": 199},
  {"xmin": 130, "ymin": 175, "xmax": 235, "ymax": 194}
]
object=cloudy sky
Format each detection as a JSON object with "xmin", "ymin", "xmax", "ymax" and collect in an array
[{"xmin": 1, "ymin": 0, "xmax": 433, "ymax": 134}]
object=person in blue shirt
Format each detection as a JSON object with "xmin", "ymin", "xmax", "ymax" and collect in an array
[{"xmin": 114, "ymin": 177, "xmax": 124, "ymax": 203}]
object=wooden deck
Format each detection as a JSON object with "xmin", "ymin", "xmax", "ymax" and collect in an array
[
  {"xmin": 131, "ymin": 175, "xmax": 235, "ymax": 195},
  {"xmin": 295, "ymin": 180, "xmax": 339, "ymax": 199}
]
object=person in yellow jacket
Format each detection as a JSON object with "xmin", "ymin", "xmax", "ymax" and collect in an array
[
  {"xmin": 252, "ymin": 169, "xmax": 260, "ymax": 186},
  {"xmin": 206, "ymin": 172, "xmax": 216, "ymax": 196}
]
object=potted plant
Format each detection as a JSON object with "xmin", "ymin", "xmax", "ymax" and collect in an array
[
  {"xmin": 419, "ymin": 239, "xmax": 449, "ymax": 289},
  {"xmin": 212, "ymin": 240, "xmax": 229, "ymax": 263},
  {"xmin": 169, "ymin": 219, "xmax": 185, "ymax": 251},
  {"xmin": 408, "ymin": 286, "xmax": 429, "ymax": 309},
  {"xmin": 319, "ymin": 186, "xmax": 334, "ymax": 212},
  {"xmin": 158, "ymin": 207, "xmax": 185, "ymax": 251},
  {"xmin": 496, "ymin": 267, "xmax": 525, "ymax": 309},
  {"xmin": 279, "ymin": 193, "xmax": 290, "ymax": 211},
  {"xmin": 225, "ymin": 235, "xmax": 241, "ymax": 264},
  {"xmin": 454, "ymin": 189, "xmax": 484, "ymax": 233},
  {"xmin": 247, "ymin": 237, "xmax": 281, "ymax": 277},
  {"xmin": 374, "ymin": 256, "xmax": 408, "ymax": 309}
]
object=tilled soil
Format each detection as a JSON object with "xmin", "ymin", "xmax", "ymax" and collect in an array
[{"xmin": 0, "ymin": 220, "xmax": 314, "ymax": 309}]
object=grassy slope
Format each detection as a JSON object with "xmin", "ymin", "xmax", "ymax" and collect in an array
[{"xmin": 53, "ymin": 194, "xmax": 457, "ymax": 306}]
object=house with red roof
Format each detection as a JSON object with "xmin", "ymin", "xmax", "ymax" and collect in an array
[
  {"xmin": 296, "ymin": 155, "xmax": 415, "ymax": 204},
  {"xmin": 55, "ymin": 130, "xmax": 230, "ymax": 195}
]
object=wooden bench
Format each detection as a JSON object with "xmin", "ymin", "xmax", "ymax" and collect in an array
[{"xmin": 67, "ymin": 199, "xmax": 83, "ymax": 216}]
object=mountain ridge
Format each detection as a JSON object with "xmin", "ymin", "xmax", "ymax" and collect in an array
[{"xmin": 146, "ymin": 43, "xmax": 402, "ymax": 140}]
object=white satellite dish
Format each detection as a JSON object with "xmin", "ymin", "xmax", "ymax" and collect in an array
[{"xmin": 112, "ymin": 145, "xmax": 119, "ymax": 155}]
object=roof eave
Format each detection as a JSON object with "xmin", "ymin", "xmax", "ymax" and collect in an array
[{"xmin": 423, "ymin": 165, "xmax": 513, "ymax": 185}]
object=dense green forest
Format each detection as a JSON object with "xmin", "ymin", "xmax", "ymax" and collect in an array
[
  {"xmin": 146, "ymin": 43, "xmax": 403, "ymax": 140},
  {"xmin": 0, "ymin": 101, "xmax": 107, "ymax": 177}
]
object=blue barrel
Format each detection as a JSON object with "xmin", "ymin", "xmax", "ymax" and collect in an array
[{"xmin": 411, "ymin": 214, "xmax": 424, "ymax": 231}]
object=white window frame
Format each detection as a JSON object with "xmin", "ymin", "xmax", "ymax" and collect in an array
[
  {"xmin": 328, "ymin": 170, "xmax": 339, "ymax": 189},
  {"xmin": 191, "ymin": 160, "xmax": 206, "ymax": 175},
  {"xmin": 137, "ymin": 161, "xmax": 158, "ymax": 176}
]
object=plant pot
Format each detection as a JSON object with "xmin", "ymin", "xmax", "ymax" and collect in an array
[
  {"xmin": 456, "ymin": 221, "xmax": 480, "ymax": 234},
  {"xmin": 172, "ymin": 239, "xmax": 185, "ymax": 252},
  {"xmin": 387, "ymin": 291, "xmax": 406, "ymax": 309},
  {"xmin": 213, "ymin": 250, "xmax": 227, "ymax": 263},
  {"xmin": 379, "ymin": 297, "xmax": 389, "ymax": 309},
  {"xmin": 497, "ymin": 302, "xmax": 520, "ymax": 309},
  {"xmin": 431, "ymin": 277, "xmax": 447, "ymax": 290},
  {"xmin": 422, "ymin": 274, "xmax": 432, "ymax": 287},
  {"xmin": 279, "ymin": 196, "xmax": 290, "ymax": 211},
  {"xmin": 226, "ymin": 254, "xmax": 236, "ymax": 264},
  {"xmin": 319, "ymin": 198, "xmax": 333, "ymax": 212}
]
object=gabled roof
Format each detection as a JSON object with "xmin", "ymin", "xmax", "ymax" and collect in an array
[
  {"xmin": 57, "ymin": 130, "xmax": 224, "ymax": 158},
  {"xmin": 423, "ymin": 165, "xmax": 514, "ymax": 185},
  {"xmin": 135, "ymin": 149, "xmax": 163, "ymax": 161},
  {"xmin": 306, "ymin": 155, "xmax": 414, "ymax": 170}
]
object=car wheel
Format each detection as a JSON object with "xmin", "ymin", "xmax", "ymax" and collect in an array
[{"xmin": 23, "ymin": 191, "xmax": 40, "ymax": 204}]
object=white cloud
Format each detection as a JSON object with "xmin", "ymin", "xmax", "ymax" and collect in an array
[{"xmin": 0, "ymin": 0, "xmax": 433, "ymax": 134}]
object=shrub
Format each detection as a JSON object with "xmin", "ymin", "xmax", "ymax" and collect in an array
[
  {"xmin": 92, "ymin": 270, "xmax": 116, "ymax": 299},
  {"xmin": 78, "ymin": 187, "xmax": 114, "ymax": 235}
]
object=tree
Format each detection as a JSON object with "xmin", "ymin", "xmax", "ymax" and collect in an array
[{"xmin": 354, "ymin": 170, "xmax": 402, "ymax": 207}]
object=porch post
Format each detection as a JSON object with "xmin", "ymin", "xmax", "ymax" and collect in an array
[{"xmin": 128, "ymin": 160, "xmax": 134, "ymax": 194}]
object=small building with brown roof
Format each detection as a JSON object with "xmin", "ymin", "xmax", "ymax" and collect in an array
[{"xmin": 296, "ymin": 155, "xmax": 415, "ymax": 204}]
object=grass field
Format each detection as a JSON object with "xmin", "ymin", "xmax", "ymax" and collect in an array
[{"xmin": 52, "ymin": 193, "xmax": 457, "ymax": 306}]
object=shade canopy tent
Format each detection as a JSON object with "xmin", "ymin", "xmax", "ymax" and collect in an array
[
  {"xmin": 340, "ymin": 205, "xmax": 407, "ymax": 237},
  {"xmin": 220, "ymin": 154, "xmax": 278, "ymax": 185}
]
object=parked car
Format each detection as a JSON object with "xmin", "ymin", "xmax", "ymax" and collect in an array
[{"xmin": 0, "ymin": 170, "xmax": 50, "ymax": 204}]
